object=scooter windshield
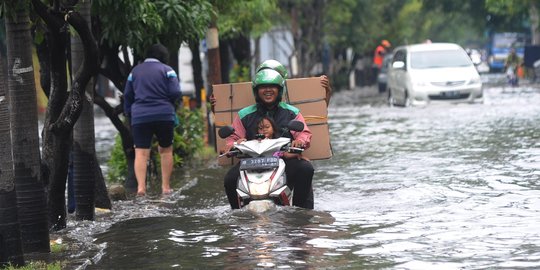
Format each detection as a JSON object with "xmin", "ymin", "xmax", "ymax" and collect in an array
[{"xmin": 235, "ymin": 137, "xmax": 290, "ymax": 157}]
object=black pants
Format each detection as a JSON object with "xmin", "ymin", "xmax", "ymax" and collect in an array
[{"xmin": 224, "ymin": 159, "xmax": 314, "ymax": 209}]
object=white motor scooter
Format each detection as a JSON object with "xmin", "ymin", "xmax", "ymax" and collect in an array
[{"xmin": 219, "ymin": 121, "xmax": 305, "ymax": 212}]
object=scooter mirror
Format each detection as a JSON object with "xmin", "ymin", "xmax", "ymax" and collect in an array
[
  {"xmin": 288, "ymin": 120, "xmax": 304, "ymax": 132},
  {"xmin": 218, "ymin": 126, "xmax": 235, "ymax": 138}
]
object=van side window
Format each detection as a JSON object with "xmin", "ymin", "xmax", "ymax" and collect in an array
[{"xmin": 393, "ymin": 50, "xmax": 405, "ymax": 64}]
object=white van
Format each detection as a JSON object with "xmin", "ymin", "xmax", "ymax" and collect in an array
[{"xmin": 387, "ymin": 43, "xmax": 483, "ymax": 106}]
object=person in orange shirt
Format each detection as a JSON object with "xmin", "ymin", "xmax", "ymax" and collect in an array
[{"xmin": 373, "ymin": 40, "xmax": 391, "ymax": 84}]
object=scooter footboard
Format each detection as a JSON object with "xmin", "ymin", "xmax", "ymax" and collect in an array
[{"xmin": 270, "ymin": 185, "xmax": 292, "ymax": 206}]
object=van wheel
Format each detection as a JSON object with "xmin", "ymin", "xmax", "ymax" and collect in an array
[
  {"xmin": 387, "ymin": 89, "xmax": 395, "ymax": 106},
  {"xmin": 404, "ymin": 91, "xmax": 412, "ymax": 107},
  {"xmin": 378, "ymin": 83, "xmax": 386, "ymax": 93}
]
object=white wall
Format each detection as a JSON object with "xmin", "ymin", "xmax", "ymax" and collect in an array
[
  {"xmin": 178, "ymin": 43, "xmax": 196, "ymax": 97},
  {"xmin": 253, "ymin": 27, "xmax": 294, "ymax": 76}
]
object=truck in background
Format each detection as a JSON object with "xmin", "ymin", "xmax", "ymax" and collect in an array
[{"xmin": 487, "ymin": 32, "xmax": 528, "ymax": 72}]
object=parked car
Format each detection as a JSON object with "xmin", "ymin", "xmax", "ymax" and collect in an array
[
  {"xmin": 387, "ymin": 43, "xmax": 483, "ymax": 106},
  {"xmin": 377, "ymin": 53, "xmax": 393, "ymax": 92}
]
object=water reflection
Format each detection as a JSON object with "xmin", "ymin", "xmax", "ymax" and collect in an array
[{"xmin": 87, "ymin": 209, "xmax": 346, "ymax": 269}]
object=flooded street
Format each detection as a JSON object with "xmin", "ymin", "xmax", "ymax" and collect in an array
[{"xmin": 61, "ymin": 76, "xmax": 540, "ymax": 269}]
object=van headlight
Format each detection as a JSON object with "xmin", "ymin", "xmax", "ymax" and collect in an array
[
  {"xmin": 412, "ymin": 80, "xmax": 429, "ymax": 87},
  {"xmin": 469, "ymin": 76, "xmax": 481, "ymax": 85}
]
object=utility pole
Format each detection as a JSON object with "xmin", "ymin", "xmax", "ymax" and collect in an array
[
  {"xmin": 205, "ymin": 17, "xmax": 221, "ymax": 147},
  {"xmin": 206, "ymin": 20, "xmax": 221, "ymax": 97}
]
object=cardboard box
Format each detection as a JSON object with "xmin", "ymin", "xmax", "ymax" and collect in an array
[{"xmin": 213, "ymin": 77, "xmax": 332, "ymax": 165}]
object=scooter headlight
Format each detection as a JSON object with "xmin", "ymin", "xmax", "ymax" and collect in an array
[
  {"xmin": 271, "ymin": 175, "xmax": 286, "ymax": 193},
  {"xmin": 237, "ymin": 177, "xmax": 249, "ymax": 194}
]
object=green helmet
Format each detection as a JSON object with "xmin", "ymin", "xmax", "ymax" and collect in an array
[
  {"xmin": 252, "ymin": 69, "xmax": 285, "ymax": 102},
  {"xmin": 256, "ymin": 59, "xmax": 289, "ymax": 79}
]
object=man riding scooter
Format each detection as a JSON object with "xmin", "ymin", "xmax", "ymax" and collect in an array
[{"xmin": 221, "ymin": 68, "xmax": 314, "ymax": 209}]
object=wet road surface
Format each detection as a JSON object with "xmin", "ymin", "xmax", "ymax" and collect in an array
[{"xmin": 53, "ymin": 78, "xmax": 540, "ymax": 269}]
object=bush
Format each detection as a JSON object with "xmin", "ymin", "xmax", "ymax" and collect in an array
[{"xmin": 108, "ymin": 135, "xmax": 127, "ymax": 183}]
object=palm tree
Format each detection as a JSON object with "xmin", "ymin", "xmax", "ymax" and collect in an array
[
  {"xmin": 5, "ymin": 1, "xmax": 50, "ymax": 252},
  {"xmin": 0, "ymin": 37, "xmax": 24, "ymax": 267}
]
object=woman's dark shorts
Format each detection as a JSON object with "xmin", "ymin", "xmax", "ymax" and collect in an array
[{"xmin": 132, "ymin": 121, "xmax": 174, "ymax": 149}]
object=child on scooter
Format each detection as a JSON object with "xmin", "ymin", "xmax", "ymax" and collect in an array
[
  {"xmin": 256, "ymin": 116, "xmax": 305, "ymax": 160},
  {"xmin": 256, "ymin": 116, "xmax": 278, "ymax": 139}
]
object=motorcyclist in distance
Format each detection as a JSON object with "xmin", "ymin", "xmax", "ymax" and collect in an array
[
  {"xmin": 505, "ymin": 48, "xmax": 521, "ymax": 87},
  {"xmin": 221, "ymin": 68, "xmax": 314, "ymax": 209}
]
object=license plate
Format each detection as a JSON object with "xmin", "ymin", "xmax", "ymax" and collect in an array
[
  {"xmin": 441, "ymin": 90, "xmax": 459, "ymax": 97},
  {"xmin": 240, "ymin": 157, "xmax": 279, "ymax": 170}
]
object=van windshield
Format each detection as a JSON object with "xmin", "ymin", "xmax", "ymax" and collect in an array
[
  {"xmin": 410, "ymin": 50, "xmax": 472, "ymax": 69},
  {"xmin": 493, "ymin": 34, "xmax": 526, "ymax": 48}
]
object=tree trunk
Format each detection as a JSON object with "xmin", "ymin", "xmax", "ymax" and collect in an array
[
  {"xmin": 5, "ymin": 2, "xmax": 50, "ymax": 253},
  {"xmin": 229, "ymin": 34, "xmax": 251, "ymax": 66},
  {"xmin": 34, "ymin": 37, "xmax": 50, "ymax": 98},
  {"xmin": 206, "ymin": 21, "xmax": 222, "ymax": 96},
  {"xmin": 49, "ymin": 11, "xmax": 98, "ymax": 135},
  {"xmin": 32, "ymin": 0, "xmax": 72, "ymax": 231},
  {"xmin": 169, "ymin": 47, "xmax": 179, "ymax": 74},
  {"xmin": 206, "ymin": 19, "xmax": 221, "ymax": 148},
  {"xmin": 189, "ymin": 41, "xmax": 204, "ymax": 108},
  {"xmin": 253, "ymin": 37, "xmax": 261, "ymax": 69},
  {"xmin": 42, "ymin": 33, "xmax": 72, "ymax": 229},
  {"xmin": 71, "ymin": 0, "xmax": 97, "ymax": 220},
  {"xmin": 289, "ymin": 1, "xmax": 325, "ymax": 77},
  {"xmin": 93, "ymin": 154, "xmax": 112, "ymax": 209},
  {"xmin": 220, "ymin": 38, "xmax": 230, "ymax": 83},
  {"xmin": 0, "ymin": 39, "xmax": 24, "ymax": 268}
]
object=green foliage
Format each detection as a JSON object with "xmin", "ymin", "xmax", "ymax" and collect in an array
[
  {"xmin": 485, "ymin": 0, "xmax": 528, "ymax": 15},
  {"xmin": 154, "ymin": 0, "xmax": 212, "ymax": 45},
  {"xmin": 484, "ymin": 0, "xmax": 534, "ymax": 32},
  {"xmin": 229, "ymin": 63, "xmax": 250, "ymax": 83},
  {"xmin": 325, "ymin": 0, "xmax": 488, "ymax": 54},
  {"xmin": 107, "ymin": 135, "xmax": 128, "ymax": 183},
  {"xmin": 93, "ymin": 0, "xmax": 212, "ymax": 58},
  {"xmin": 172, "ymin": 107, "xmax": 205, "ymax": 163},
  {"xmin": 415, "ymin": 1, "xmax": 488, "ymax": 45},
  {"xmin": 107, "ymin": 107, "xmax": 205, "ymax": 183},
  {"xmin": 49, "ymin": 243, "xmax": 68, "ymax": 253},
  {"xmin": 93, "ymin": 0, "xmax": 163, "ymax": 54},
  {"xmin": 325, "ymin": 0, "xmax": 395, "ymax": 54},
  {"xmin": 215, "ymin": 0, "xmax": 278, "ymax": 38}
]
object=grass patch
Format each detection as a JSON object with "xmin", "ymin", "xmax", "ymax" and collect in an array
[{"xmin": 1, "ymin": 261, "xmax": 65, "ymax": 270}]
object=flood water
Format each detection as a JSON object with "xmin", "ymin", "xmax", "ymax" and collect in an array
[{"xmin": 59, "ymin": 77, "xmax": 540, "ymax": 269}]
